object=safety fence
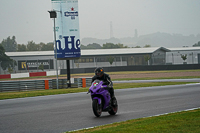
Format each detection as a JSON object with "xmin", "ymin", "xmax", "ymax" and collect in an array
[{"xmin": 0, "ymin": 78, "xmax": 92, "ymax": 92}]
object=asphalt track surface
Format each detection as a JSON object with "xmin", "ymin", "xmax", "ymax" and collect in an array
[{"xmin": 0, "ymin": 83, "xmax": 200, "ymax": 133}]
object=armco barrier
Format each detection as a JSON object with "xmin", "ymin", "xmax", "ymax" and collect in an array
[
  {"xmin": 0, "ymin": 80, "xmax": 46, "ymax": 92},
  {"xmin": 52, "ymin": 79, "xmax": 67, "ymax": 89},
  {"xmin": 0, "ymin": 78, "xmax": 92, "ymax": 92},
  {"xmin": 73, "ymin": 78, "xmax": 92, "ymax": 88}
]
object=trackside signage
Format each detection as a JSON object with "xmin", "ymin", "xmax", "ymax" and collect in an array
[{"xmin": 51, "ymin": 0, "xmax": 81, "ymax": 59}]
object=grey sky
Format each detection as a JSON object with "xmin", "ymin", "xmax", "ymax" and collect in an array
[{"xmin": 0, "ymin": 0, "xmax": 200, "ymax": 44}]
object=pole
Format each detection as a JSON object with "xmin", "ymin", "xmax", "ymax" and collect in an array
[
  {"xmin": 66, "ymin": 60, "xmax": 71, "ymax": 87},
  {"xmin": 53, "ymin": 17, "xmax": 59, "ymax": 89},
  {"xmin": 48, "ymin": 10, "xmax": 58, "ymax": 89},
  {"xmin": 0, "ymin": 61, "xmax": 1, "ymax": 74}
]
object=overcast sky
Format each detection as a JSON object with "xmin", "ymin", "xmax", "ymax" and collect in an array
[{"xmin": 0, "ymin": 0, "xmax": 200, "ymax": 44}]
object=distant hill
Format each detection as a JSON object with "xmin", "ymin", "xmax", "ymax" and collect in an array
[{"xmin": 81, "ymin": 32, "xmax": 200, "ymax": 48}]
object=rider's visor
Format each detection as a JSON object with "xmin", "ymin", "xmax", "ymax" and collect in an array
[{"xmin": 96, "ymin": 72, "xmax": 101, "ymax": 76}]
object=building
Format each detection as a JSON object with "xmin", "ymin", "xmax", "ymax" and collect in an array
[
  {"xmin": 166, "ymin": 47, "xmax": 200, "ymax": 64},
  {"xmin": 2, "ymin": 47, "xmax": 200, "ymax": 74}
]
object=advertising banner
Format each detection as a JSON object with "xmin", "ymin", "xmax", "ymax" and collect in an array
[
  {"xmin": 51, "ymin": 0, "xmax": 81, "ymax": 60},
  {"xmin": 18, "ymin": 60, "xmax": 54, "ymax": 70}
]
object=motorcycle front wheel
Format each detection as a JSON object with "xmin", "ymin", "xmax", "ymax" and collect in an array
[{"xmin": 92, "ymin": 99, "xmax": 102, "ymax": 117}]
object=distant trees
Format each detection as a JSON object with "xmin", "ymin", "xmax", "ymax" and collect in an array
[
  {"xmin": 1, "ymin": 36, "xmax": 155, "ymax": 52},
  {"xmin": 81, "ymin": 43, "xmax": 101, "ymax": 49},
  {"xmin": 38, "ymin": 64, "xmax": 44, "ymax": 71},
  {"xmin": 144, "ymin": 54, "xmax": 151, "ymax": 65},
  {"xmin": 81, "ymin": 42, "xmax": 128, "ymax": 49},
  {"xmin": 144, "ymin": 44, "xmax": 151, "ymax": 48},
  {"xmin": 40, "ymin": 42, "xmax": 54, "ymax": 51},
  {"xmin": 17, "ymin": 44, "xmax": 26, "ymax": 51},
  {"xmin": 102, "ymin": 43, "xmax": 128, "ymax": 49},
  {"xmin": 26, "ymin": 41, "xmax": 38, "ymax": 51},
  {"xmin": 1, "ymin": 36, "xmax": 17, "ymax": 52},
  {"xmin": 193, "ymin": 41, "xmax": 200, "ymax": 47},
  {"xmin": 23, "ymin": 41, "xmax": 54, "ymax": 51},
  {"xmin": 181, "ymin": 54, "xmax": 187, "ymax": 64},
  {"xmin": 0, "ymin": 36, "xmax": 54, "ymax": 52},
  {"xmin": 133, "ymin": 45, "xmax": 151, "ymax": 48},
  {"xmin": 106, "ymin": 56, "xmax": 115, "ymax": 65},
  {"xmin": 0, "ymin": 44, "xmax": 17, "ymax": 73},
  {"xmin": 17, "ymin": 42, "xmax": 54, "ymax": 52},
  {"xmin": 134, "ymin": 46, "xmax": 141, "ymax": 48}
]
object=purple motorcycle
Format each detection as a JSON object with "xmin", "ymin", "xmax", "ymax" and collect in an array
[{"xmin": 88, "ymin": 80, "xmax": 118, "ymax": 117}]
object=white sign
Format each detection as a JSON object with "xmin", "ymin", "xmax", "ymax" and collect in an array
[{"xmin": 51, "ymin": 0, "xmax": 81, "ymax": 59}]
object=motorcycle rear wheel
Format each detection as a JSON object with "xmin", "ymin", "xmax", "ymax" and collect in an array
[
  {"xmin": 92, "ymin": 99, "xmax": 102, "ymax": 117},
  {"xmin": 108, "ymin": 98, "xmax": 118, "ymax": 115}
]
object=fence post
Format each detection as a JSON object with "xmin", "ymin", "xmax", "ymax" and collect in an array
[
  {"xmin": 82, "ymin": 78, "xmax": 86, "ymax": 88},
  {"xmin": 45, "ymin": 80, "xmax": 49, "ymax": 90},
  {"xmin": 0, "ymin": 82, "xmax": 2, "ymax": 92}
]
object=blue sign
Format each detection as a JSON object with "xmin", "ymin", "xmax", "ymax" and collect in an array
[{"xmin": 51, "ymin": 0, "xmax": 81, "ymax": 59}]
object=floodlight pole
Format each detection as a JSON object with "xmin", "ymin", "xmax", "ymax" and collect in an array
[
  {"xmin": 54, "ymin": 17, "xmax": 59, "ymax": 89},
  {"xmin": 48, "ymin": 10, "xmax": 59, "ymax": 89}
]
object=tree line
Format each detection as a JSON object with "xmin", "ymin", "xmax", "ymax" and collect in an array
[
  {"xmin": 193, "ymin": 41, "xmax": 200, "ymax": 47},
  {"xmin": 80, "ymin": 43, "xmax": 152, "ymax": 49},
  {"xmin": 0, "ymin": 43, "xmax": 16, "ymax": 73},
  {"xmin": 1, "ymin": 36, "xmax": 200, "ymax": 52},
  {"xmin": 0, "ymin": 36, "xmax": 54, "ymax": 52},
  {"xmin": 0, "ymin": 36, "xmax": 152, "ymax": 52}
]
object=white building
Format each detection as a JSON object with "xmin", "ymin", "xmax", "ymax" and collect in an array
[
  {"xmin": 2, "ymin": 47, "xmax": 200, "ymax": 74},
  {"xmin": 166, "ymin": 47, "xmax": 200, "ymax": 64}
]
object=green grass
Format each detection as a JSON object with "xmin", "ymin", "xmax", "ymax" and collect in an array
[
  {"xmin": 0, "ymin": 82, "xmax": 195, "ymax": 100},
  {"xmin": 113, "ymin": 82, "xmax": 195, "ymax": 89},
  {"xmin": 0, "ymin": 88, "xmax": 88, "ymax": 100},
  {"xmin": 67, "ymin": 109, "xmax": 200, "ymax": 133},
  {"xmin": 1, "ymin": 69, "xmax": 200, "ymax": 81},
  {"xmin": 70, "ymin": 69, "xmax": 200, "ymax": 76},
  {"xmin": 112, "ymin": 76, "xmax": 200, "ymax": 81}
]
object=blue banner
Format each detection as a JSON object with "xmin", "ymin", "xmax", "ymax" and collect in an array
[{"xmin": 51, "ymin": 0, "xmax": 81, "ymax": 59}]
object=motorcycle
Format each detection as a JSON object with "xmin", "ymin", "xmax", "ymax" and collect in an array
[{"xmin": 88, "ymin": 79, "xmax": 118, "ymax": 117}]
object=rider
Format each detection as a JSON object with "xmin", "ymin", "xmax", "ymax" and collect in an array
[{"xmin": 91, "ymin": 67, "xmax": 115, "ymax": 104}]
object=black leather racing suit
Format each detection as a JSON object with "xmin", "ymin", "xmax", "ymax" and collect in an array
[{"xmin": 91, "ymin": 73, "xmax": 114, "ymax": 98}]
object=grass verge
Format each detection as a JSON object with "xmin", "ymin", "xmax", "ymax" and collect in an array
[
  {"xmin": 67, "ymin": 109, "xmax": 200, "ymax": 133},
  {"xmin": 1, "ymin": 69, "xmax": 200, "ymax": 81},
  {"xmin": 112, "ymin": 76, "xmax": 200, "ymax": 81},
  {"xmin": 0, "ymin": 82, "xmax": 195, "ymax": 100}
]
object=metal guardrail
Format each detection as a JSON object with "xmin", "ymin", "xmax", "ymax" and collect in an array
[
  {"xmin": 0, "ymin": 80, "xmax": 46, "ymax": 92},
  {"xmin": 0, "ymin": 78, "xmax": 92, "ymax": 92},
  {"xmin": 73, "ymin": 78, "xmax": 92, "ymax": 88}
]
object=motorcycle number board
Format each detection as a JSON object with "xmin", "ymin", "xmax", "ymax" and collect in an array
[{"xmin": 51, "ymin": 0, "xmax": 81, "ymax": 60}]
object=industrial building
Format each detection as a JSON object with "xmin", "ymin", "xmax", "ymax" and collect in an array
[{"xmin": 3, "ymin": 47, "xmax": 200, "ymax": 74}]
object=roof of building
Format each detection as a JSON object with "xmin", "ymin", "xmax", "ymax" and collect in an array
[
  {"xmin": 167, "ymin": 47, "xmax": 200, "ymax": 51},
  {"xmin": 6, "ymin": 47, "xmax": 170, "ymax": 57}
]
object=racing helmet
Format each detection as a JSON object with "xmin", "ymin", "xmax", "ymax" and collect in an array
[{"xmin": 94, "ymin": 67, "xmax": 104, "ymax": 77}]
